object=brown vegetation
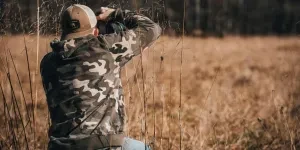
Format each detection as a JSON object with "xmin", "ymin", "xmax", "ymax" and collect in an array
[{"xmin": 0, "ymin": 35, "xmax": 300, "ymax": 150}]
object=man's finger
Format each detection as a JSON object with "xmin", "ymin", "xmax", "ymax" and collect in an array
[
  {"xmin": 98, "ymin": 14, "xmax": 106, "ymax": 20},
  {"xmin": 100, "ymin": 7, "xmax": 109, "ymax": 13}
]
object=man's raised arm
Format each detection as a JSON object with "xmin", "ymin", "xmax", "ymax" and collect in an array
[{"xmin": 98, "ymin": 8, "xmax": 162, "ymax": 65}]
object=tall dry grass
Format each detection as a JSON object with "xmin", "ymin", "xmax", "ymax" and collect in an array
[{"xmin": 0, "ymin": 35, "xmax": 300, "ymax": 150}]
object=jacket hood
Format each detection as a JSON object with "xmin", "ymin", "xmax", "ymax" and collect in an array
[{"xmin": 50, "ymin": 35, "xmax": 95, "ymax": 58}]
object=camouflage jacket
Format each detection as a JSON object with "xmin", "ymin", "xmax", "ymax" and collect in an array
[{"xmin": 40, "ymin": 10, "xmax": 161, "ymax": 147}]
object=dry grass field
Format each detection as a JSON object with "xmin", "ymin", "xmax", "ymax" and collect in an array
[{"xmin": 0, "ymin": 35, "xmax": 300, "ymax": 150}]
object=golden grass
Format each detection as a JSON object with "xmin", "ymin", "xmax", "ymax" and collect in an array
[{"xmin": 0, "ymin": 35, "xmax": 300, "ymax": 150}]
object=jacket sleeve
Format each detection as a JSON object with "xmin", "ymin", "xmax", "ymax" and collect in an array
[{"xmin": 98, "ymin": 10, "xmax": 162, "ymax": 66}]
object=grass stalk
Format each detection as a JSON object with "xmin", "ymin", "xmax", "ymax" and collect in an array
[
  {"xmin": 6, "ymin": 67, "xmax": 30, "ymax": 150},
  {"xmin": 151, "ymin": 1, "xmax": 156, "ymax": 149},
  {"xmin": 160, "ymin": 85, "xmax": 164, "ymax": 150},
  {"xmin": 152, "ymin": 47, "xmax": 156, "ymax": 150},
  {"xmin": 24, "ymin": 42, "xmax": 34, "ymax": 120},
  {"xmin": 137, "ymin": 5, "xmax": 148, "ymax": 149},
  {"xmin": 16, "ymin": 1, "xmax": 35, "ymax": 126},
  {"xmin": 8, "ymin": 49, "xmax": 32, "ymax": 131},
  {"xmin": 140, "ymin": 36, "xmax": 148, "ymax": 150},
  {"xmin": 160, "ymin": 2, "xmax": 166, "ymax": 149},
  {"xmin": 159, "ymin": 41, "xmax": 165, "ymax": 150},
  {"xmin": 132, "ymin": 60, "xmax": 144, "ymax": 140},
  {"xmin": 179, "ymin": 1, "xmax": 186, "ymax": 149},
  {"xmin": 2, "ymin": 88, "xmax": 9, "ymax": 143},
  {"xmin": 168, "ymin": 49, "xmax": 173, "ymax": 150},
  {"xmin": 34, "ymin": 0, "xmax": 40, "ymax": 148},
  {"xmin": 124, "ymin": 66, "xmax": 132, "ymax": 137},
  {"xmin": 0, "ymin": 83, "xmax": 19, "ymax": 150},
  {"xmin": 4, "ymin": 48, "xmax": 22, "ymax": 149},
  {"xmin": 133, "ymin": 0, "xmax": 148, "ymax": 144}
]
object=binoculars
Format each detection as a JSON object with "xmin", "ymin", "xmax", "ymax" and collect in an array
[
  {"xmin": 96, "ymin": 20, "xmax": 126, "ymax": 35},
  {"xmin": 96, "ymin": 8, "xmax": 128, "ymax": 35}
]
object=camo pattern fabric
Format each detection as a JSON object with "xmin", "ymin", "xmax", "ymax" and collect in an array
[{"xmin": 41, "ymin": 11, "xmax": 161, "ymax": 150}]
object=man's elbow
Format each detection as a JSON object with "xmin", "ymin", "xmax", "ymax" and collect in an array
[
  {"xmin": 152, "ymin": 24, "xmax": 162, "ymax": 40},
  {"xmin": 143, "ymin": 24, "xmax": 161, "ymax": 48}
]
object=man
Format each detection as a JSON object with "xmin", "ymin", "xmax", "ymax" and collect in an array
[{"xmin": 40, "ymin": 4, "xmax": 161, "ymax": 150}]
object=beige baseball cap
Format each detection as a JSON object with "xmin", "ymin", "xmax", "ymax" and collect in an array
[{"xmin": 60, "ymin": 4, "xmax": 97, "ymax": 40}]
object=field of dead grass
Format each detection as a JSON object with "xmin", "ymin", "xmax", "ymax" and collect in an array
[{"xmin": 0, "ymin": 35, "xmax": 300, "ymax": 150}]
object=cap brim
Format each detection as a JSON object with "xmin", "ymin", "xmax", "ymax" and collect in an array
[{"xmin": 60, "ymin": 28, "xmax": 95, "ymax": 41}]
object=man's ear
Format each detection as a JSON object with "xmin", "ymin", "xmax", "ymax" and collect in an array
[{"xmin": 93, "ymin": 27, "xmax": 99, "ymax": 36}]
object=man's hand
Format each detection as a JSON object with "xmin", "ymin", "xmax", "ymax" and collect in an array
[{"xmin": 96, "ymin": 7, "xmax": 115, "ymax": 21}]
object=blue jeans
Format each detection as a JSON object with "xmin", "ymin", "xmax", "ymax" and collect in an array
[
  {"xmin": 122, "ymin": 138, "xmax": 151, "ymax": 150},
  {"xmin": 98, "ymin": 138, "xmax": 151, "ymax": 150}
]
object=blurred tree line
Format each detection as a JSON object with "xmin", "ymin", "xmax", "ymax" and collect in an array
[
  {"xmin": 0, "ymin": 0, "xmax": 300, "ymax": 36},
  {"xmin": 185, "ymin": 0, "xmax": 300, "ymax": 36}
]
